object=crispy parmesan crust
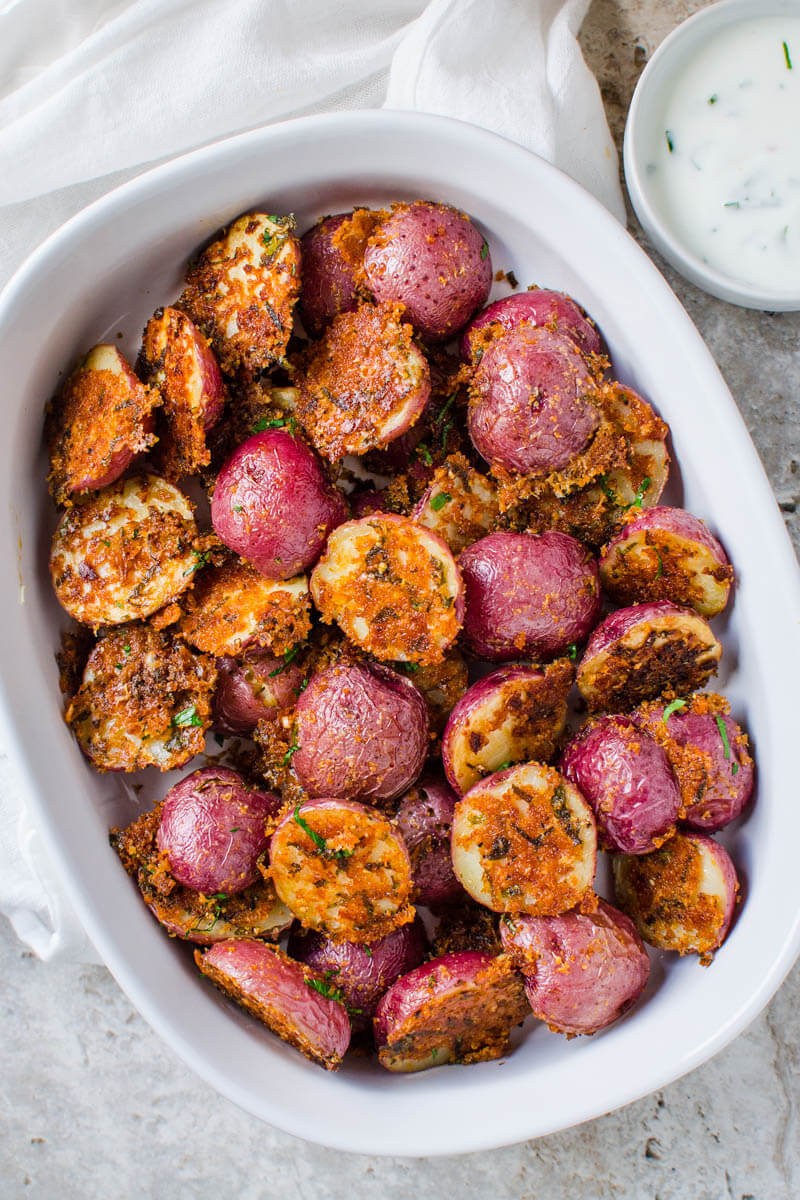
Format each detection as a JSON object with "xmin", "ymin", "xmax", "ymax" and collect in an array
[
  {"xmin": 177, "ymin": 560, "xmax": 311, "ymax": 658},
  {"xmin": 394, "ymin": 647, "xmax": 469, "ymax": 735},
  {"xmin": 110, "ymin": 807, "xmax": 291, "ymax": 942},
  {"xmin": 600, "ymin": 522, "xmax": 733, "ymax": 617},
  {"xmin": 194, "ymin": 942, "xmax": 347, "ymax": 1070},
  {"xmin": 47, "ymin": 346, "xmax": 160, "ymax": 506},
  {"xmin": 377, "ymin": 955, "xmax": 527, "ymax": 1070},
  {"xmin": 269, "ymin": 803, "xmax": 415, "ymax": 942},
  {"xmin": 295, "ymin": 302, "xmax": 430, "ymax": 460},
  {"xmin": 179, "ymin": 213, "xmax": 301, "ymax": 375},
  {"xmin": 311, "ymin": 516, "xmax": 462, "ymax": 665},
  {"xmin": 432, "ymin": 901, "xmax": 503, "ymax": 957},
  {"xmin": 66, "ymin": 625, "xmax": 217, "ymax": 772},
  {"xmin": 414, "ymin": 453, "xmax": 499, "ymax": 554},
  {"xmin": 50, "ymin": 475, "xmax": 200, "ymax": 628}
]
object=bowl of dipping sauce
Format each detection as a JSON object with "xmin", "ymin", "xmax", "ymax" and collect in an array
[{"xmin": 624, "ymin": 0, "xmax": 800, "ymax": 310}]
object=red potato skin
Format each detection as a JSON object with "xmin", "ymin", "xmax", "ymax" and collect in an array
[
  {"xmin": 287, "ymin": 918, "xmax": 428, "ymax": 1029},
  {"xmin": 349, "ymin": 488, "xmax": 391, "ymax": 519},
  {"xmin": 461, "ymin": 290, "xmax": 604, "ymax": 362},
  {"xmin": 299, "ymin": 213, "xmax": 361, "ymax": 336},
  {"xmin": 560, "ymin": 716, "xmax": 681, "ymax": 854},
  {"xmin": 213, "ymin": 650, "xmax": 305, "ymax": 735},
  {"xmin": 211, "ymin": 429, "xmax": 348, "ymax": 579},
  {"xmin": 634, "ymin": 701, "xmax": 754, "ymax": 832},
  {"xmin": 459, "ymin": 530, "xmax": 601, "ymax": 661},
  {"xmin": 467, "ymin": 327, "xmax": 601, "ymax": 474},
  {"xmin": 394, "ymin": 777, "xmax": 463, "ymax": 905},
  {"xmin": 293, "ymin": 661, "xmax": 429, "ymax": 802},
  {"xmin": 196, "ymin": 940, "xmax": 351, "ymax": 1069},
  {"xmin": 156, "ymin": 767, "xmax": 281, "ymax": 894},
  {"xmin": 500, "ymin": 899, "xmax": 650, "ymax": 1035},
  {"xmin": 363, "ymin": 202, "xmax": 492, "ymax": 342}
]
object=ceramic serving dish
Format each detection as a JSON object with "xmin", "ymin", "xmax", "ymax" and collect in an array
[{"xmin": 0, "ymin": 111, "xmax": 798, "ymax": 1156}]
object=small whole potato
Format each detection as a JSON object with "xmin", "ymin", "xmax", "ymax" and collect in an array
[
  {"xmin": 460, "ymin": 289, "xmax": 605, "ymax": 362},
  {"xmin": 363, "ymin": 201, "xmax": 492, "ymax": 342},
  {"xmin": 560, "ymin": 716, "xmax": 682, "ymax": 854},
  {"xmin": 213, "ymin": 649, "xmax": 305, "ymax": 735},
  {"xmin": 394, "ymin": 776, "xmax": 463, "ymax": 905},
  {"xmin": 298, "ymin": 210, "xmax": 371, "ymax": 336},
  {"xmin": 211, "ymin": 428, "xmax": 348, "ymax": 579},
  {"xmin": 293, "ymin": 661, "xmax": 429, "ymax": 802},
  {"xmin": 458, "ymin": 530, "xmax": 601, "ymax": 661},
  {"xmin": 157, "ymin": 766, "xmax": 281, "ymax": 894},
  {"xmin": 500, "ymin": 899, "xmax": 650, "ymax": 1035},
  {"xmin": 467, "ymin": 326, "xmax": 601, "ymax": 474}
]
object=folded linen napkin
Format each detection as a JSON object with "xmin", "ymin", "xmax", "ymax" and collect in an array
[{"xmin": 0, "ymin": 0, "xmax": 623, "ymax": 963}]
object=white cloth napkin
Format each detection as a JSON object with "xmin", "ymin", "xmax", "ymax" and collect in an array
[{"xmin": 0, "ymin": 0, "xmax": 624, "ymax": 964}]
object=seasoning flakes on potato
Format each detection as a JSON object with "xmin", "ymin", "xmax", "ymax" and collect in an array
[{"xmin": 178, "ymin": 560, "xmax": 311, "ymax": 658}]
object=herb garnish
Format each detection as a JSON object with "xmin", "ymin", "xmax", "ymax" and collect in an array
[
  {"xmin": 430, "ymin": 492, "xmax": 452, "ymax": 512},
  {"xmin": 783, "ymin": 40, "xmax": 793, "ymax": 70},
  {"xmin": 715, "ymin": 715, "xmax": 739, "ymax": 775},
  {"xmin": 496, "ymin": 760, "xmax": 514, "ymax": 771},
  {"xmin": 480, "ymin": 239, "xmax": 490, "ymax": 261},
  {"xmin": 417, "ymin": 444, "xmax": 433, "ymax": 466},
  {"xmin": 307, "ymin": 978, "xmax": 349, "ymax": 1006},
  {"xmin": 282, "ymin": 740, "xmax": 301, "ymax": 767},
  {"xmin": 567, "ymin": 643, "xmax": 578, "ymax": 662},
  {"xmin": 252, "ymin": 416, "xmax": 288, "ymax": 433},
  {"xmin": 662, "ymin": 698, "xmax": 687, "ymax": 722},
  {"xmin": 665, "ymin": 130, "xmax": 675, "ymax": 153},
  {"xmin": 172, "ymin": 705, "xmax": 202, "ymax": 728},
  {"xmin": 708, "ymin": 94, "xmax": 718, "ymax": 105},
  {"xmin": 292, "ymin": 803, "xmax": 353, "ymax": 859},
  {"xmin": 631, "ymin": 477, "xmax": 651, "ymax": 509},
  {"xmin": 655, "ymin": 552, "xmax": 664, "ymax": 580},
  {"xmin": 184, "ymin": 548, "xmax": 211, "ymax": 576},
  {"xmin": 269, "ymin": 644, "xmax": 302, "ymax": 677},
  {"xmin": 723, "ymin": 201, "xmax": 740, "ymax": 209},
  {"xmin": 394, "ymin": 661, "xmax": 419, "ymax": 673}
]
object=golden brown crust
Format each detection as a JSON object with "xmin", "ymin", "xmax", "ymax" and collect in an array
[
  {"xmin": 431, "ymin": 900, "xmax": 503, "ymax": 957},
  {"xmin": 393, "ymin": 647, "xmax": 469, "ymax": 735},
  {"xmin": 179, "ymin": 213, "xmax": 301, "ymax": 375},
  {"xmin": 177, "ymin": 560, "xmax": 311, "ymax": 658},
  {"xmin": 415, "ymin": 453, "xmax": 499, "ymax": 554},
  {"xmin": 600, "ymin": 522, "xmax": 734, "ymax": 616},
  {"xmin": 330, "ymin": 207, "xmax": 383, "ymax": 278},
  {"xmin": 66, "ymin": 624, "xmax": 217, "ymax": 772}
]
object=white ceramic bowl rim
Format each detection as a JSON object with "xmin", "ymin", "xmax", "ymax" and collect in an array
[
  {"xmin": 623, "ymin": 0, "xmax": 800, "ymax": 311},
  {"xmin": 1, "ymin": 110, "xmax": 800, "ymax": 1156}
]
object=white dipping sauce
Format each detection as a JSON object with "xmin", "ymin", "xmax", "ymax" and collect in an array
[{"xmin": 648, "ymin": 17, "xmax": 800, "ymax": 293}]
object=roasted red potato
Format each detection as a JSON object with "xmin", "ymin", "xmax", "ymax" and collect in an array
[
  {"xmin": 47, "ymin": 344, "xmax": 160, "ymax": 505},
  {"xmin": 461, "ymin": 289, "xmax": 605, "ymax": 363},
  {"xmin": 295, "ymin": 302, "xmax": 430, "ymax": 461},
  {"xmin": 373, "ymin": 951, "xmax": 528, "ymax": 1071},
  {"xmin": 599, "ymin": 506, "xmax": 733, "ymax": 617},
  {"xmin": 195, "ymin": 940, "xmax": 351, "ymax": 1070},
  {"xmin": 137, "ymin": 306, "xmax": 225, "ymax": 480},
  {"xmin": 499, "ymin": 899, "xmax": 650, "ymax": 1035},
  {"xmin": 633, "ymin": 693, "xmax": 754, "ymax": 832},
  {"xmin": 596, "ymin": 382, "xmax": 670, "ymax": 513},
  {"xmin": 178, "ymin": 560, "xmax": 310, "ymax": 659},
  {"xmin": 211, "ymin": 428, "xmax": 348, "ymax": 580},
  {"xmin": 288, "ymin": 917, "xmax": 428, "ymax": 1028},
  {"xmin": 298, "ymin": 211, "xmax": 366, "ymax": 336},
  {"xmin": 411, "ymin": 453, "xmax": 499, "ymax": 555},
  {"xmin": 50, "ymin": 475, "xmax": 200, "ymax": 629},
  {"xmin": 458, "ymin": 530, "xmax": 601, "ymax": 662},
  {"xmin": 560, "ymin": 715, "xmax": 682, "ymax": 854},
  {"xmin": 393, "ymin": 648, "xmax": 469, "ymax": 735},
  {"xmin": 269, "ymin": 798, "xmax": 415, "ymax": 942},
  {"xmin": 613, "ymin": 832, "xmax": 739, "ymax": 962},
  {"xmin": 576, "ymin": 600, "xmax": 722, "ymax": 712},
  {"xmin": 179, "ymin": 212, "xmax": 301, "ymax": 374},
  {"xmin": 394, "ymin": 776, "xmax": 463, "ymax": 905},
  {"xmin": 363, "ymin": 201, "xmax": 492, "ymax": 342},
  {"xmin": 467, "ymin": 327, "xmax": 601, "ymax": 474},
  {"xmin": 292, "ymin": 661, "xmax": 429, "ymax": 802},
  {"xmin": 156, "ymin": 766, "xmax": 280, "ymax": 893},
  {"xmin": 310, "ymin": 514, "xmax": 464, "ymax": 665},
  {"xmin": 213, "ymin": 648, "xmax": 305, "ymax": 735},
  {"xmin": 451, "ymin": 762, "xmax": 597, "ymax": 916},
  {"xmin": 112, "ymin": 804, "xmax": 291, "ymax": 944},
  {"xmin": 65, "ymin": 625, "xmax": 217, "ymax": 772},
  {"xmin": 442, "ymin": 660, "xmax": 573, "ymax": 795}
]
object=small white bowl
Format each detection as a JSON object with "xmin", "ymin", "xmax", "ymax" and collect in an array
[{"xmin": 624, "ymin": 0, "xmax": 800, "ymax": 310}]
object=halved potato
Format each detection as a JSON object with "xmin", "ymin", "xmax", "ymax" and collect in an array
[
  {"xmin": 411, "ymin": 453, "xmax": 499, "ymax": 555},
  {"xmin": 178, "ymin": 560, "xmax": 310, "ymax": 658}
]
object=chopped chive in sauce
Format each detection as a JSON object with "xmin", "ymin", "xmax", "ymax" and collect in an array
[
  {"xmin": 708, "ymin": 94, "xmax": 718, "ymax": 105},
  {"xmin": 430, "ymin": 491, "xmax": 452, "ymax": 512},
  {"xmin": 723, "ymin": 200, "xmax": 740, "ymax": 209},
  {"xmin": 662, "ymin": 698, "xmax": 687, "ymax": 722},
  {"xmin": 665, "ymin": 130, "xmax": 675, "ymax": 153},
  {"xmin": 783, "ymin": 40, "xmax": 792, "ymax": 70}
]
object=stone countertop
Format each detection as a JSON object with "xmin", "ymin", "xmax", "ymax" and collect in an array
[{"xmin": 2, "ymin": 2, "xmax": 798, "ymax": 1196}]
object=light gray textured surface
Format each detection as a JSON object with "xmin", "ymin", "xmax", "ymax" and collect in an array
[{"xmin": 2, "ymin": 1, "xmax": 799, "ymax": 1196}]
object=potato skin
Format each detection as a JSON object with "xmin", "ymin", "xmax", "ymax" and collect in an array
[
  {"xmin": 394, "ymin": 777, "xmax": 463, "ymax": 905},
  {"xmin": 211, "ymin": 429, "xmax": 348, "ymax": 580},
  {"xmin": 156, "ymin": 766, "xmax": 280, "ymax": 894},
  {"xmin": 195, "ymin": 940, "xmax": 351, "ymax": 1070},
  {"xmin": 363, "ymin": 202, "xmax": 492, "ymax": 342},
  {"xmin": 599, "ymin": 506, "xmax": 733, "ymax": 617},
  {"xmin": 373, "ymin": 951, "xmax": 528, "ymax": 1071},
  {"xmin": 442, "ymin": 660, "xmax": 573, "ymax": 795},
  {"xmin": 468, "ymin": 327, "xmax": 600, "ymax": 474},
  {"xmin": 47, "ymin": 344, "xmax": 160, "ymax": 505},
  {"xmin": 459, "ymin": 530, "xmax": 601, "ymax": 662},
  {"xmin": 293, "ymin": 661, "xmax": 428, "ymax": 802},
  {"xmin": 613, "ymin": 832, "xmax": 739, "ymax": 961},
  {"xmin": 499, "ymin": 900, "xmax": 650, "ymax": 1035},
  {"xmin": 461, "ymin": 289, "xmax": 604, "ymax": 362},
  {"xmin": 560, "ymin": 716, "xmax": 682, "ymax": 854},
  {"xmin": 633, "ymin": 694, "xmax": 754, "ymax": 832},
  {"xmin": 299, "ymin": 212, "xmax": 365, "ymax": 336},
  {"xmin": 287, "ymin": 918, "xmax": 428, "ymax": 1028},
  {"xmin": 213, "ymin": 649, "xmax": 305, "ymax": 735},
  {"xmin": 576, "ymin": 600, "xmax": 722, "ymax": 712}
]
